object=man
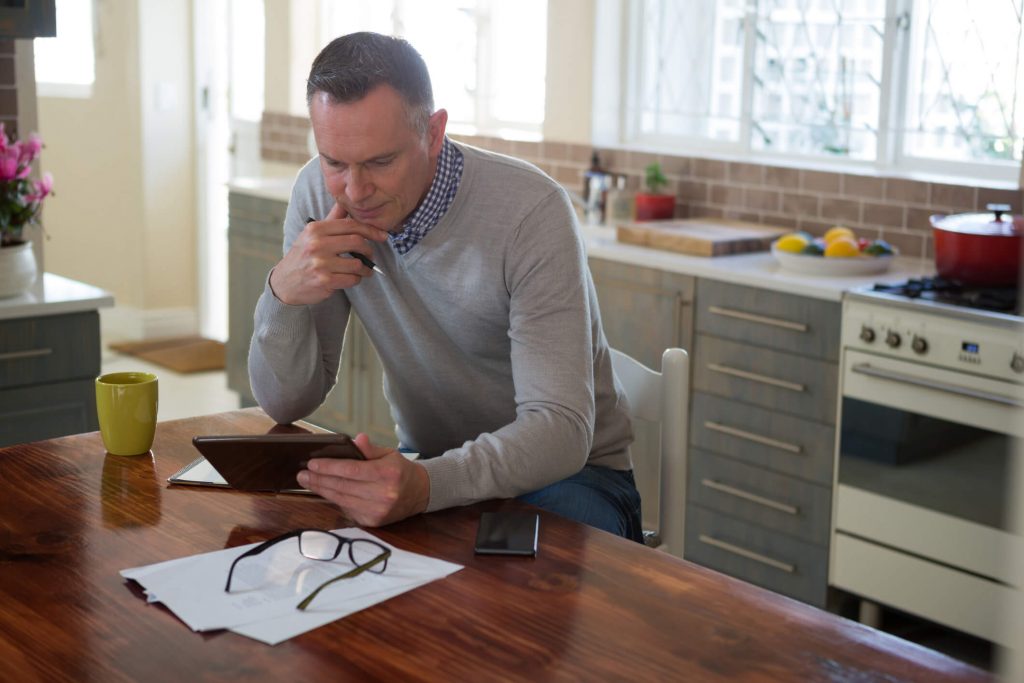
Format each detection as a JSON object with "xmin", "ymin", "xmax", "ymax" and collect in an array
[{"xmin": 249, "ymin": 32, "xmax": 640, "ymax": 541}]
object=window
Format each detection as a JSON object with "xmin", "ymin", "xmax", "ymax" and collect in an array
[
  {"xmin": 34, "ymin": 0, "xmax": 95, "ymax": 98},
  {"xmin": 627, "ymin": 0, "xmax": 1023, "ymax": 182},
  {"xmin": 319, "ymin": 0, "xmax": 547, "ymax": 139}
]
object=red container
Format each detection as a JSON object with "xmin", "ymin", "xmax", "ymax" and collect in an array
[
  {"xmin": 930, "ymin": 204, "xmax": 1022, "ymax": 286},
  {"xmin": 634, "ymin": 193, "xmax": 676, "ymax": 221}
]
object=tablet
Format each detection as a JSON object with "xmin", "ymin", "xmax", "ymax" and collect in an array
[{"xmin": 183, "ymin": 433, "xmax": 366, "ymax": 493}]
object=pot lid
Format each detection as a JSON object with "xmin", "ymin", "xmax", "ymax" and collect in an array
[{"xmin": 931, "ymin": 203, "xmax": 1023, "ymax": 237}]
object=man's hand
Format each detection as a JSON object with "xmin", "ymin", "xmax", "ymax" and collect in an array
[
  {"xmin": 297, "ymin": 433, "xmax": 430, "ymax": 527},
  {"xmin": 269, "ymin": 203, "xmax": 388, "ymax": 305}
]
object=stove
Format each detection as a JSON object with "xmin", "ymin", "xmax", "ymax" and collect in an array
[
  {"xmin": 844, "ymin": 277, "xmax": 1023, "ymax": 382},
  {"xmin": 871, "ymin": 277, "xmax": 1019, "ymax": 316},
  {"xmin": 832, "ymin": 277, "xmax": 1023, "ymax": 646}
]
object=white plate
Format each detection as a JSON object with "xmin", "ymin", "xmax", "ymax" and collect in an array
[{"xmin": 771, "ymin": 244, "xmax": 894, "ymax": 276}]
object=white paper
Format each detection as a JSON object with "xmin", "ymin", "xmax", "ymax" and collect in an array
[{"xmin": 121, "ymin": 528, "xmax": 461, "ymax": 643}]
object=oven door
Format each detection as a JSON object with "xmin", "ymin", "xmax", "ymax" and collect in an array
[{"xmin": 832, "ymin": 349, "xmax": 1023, "ymax": 645}]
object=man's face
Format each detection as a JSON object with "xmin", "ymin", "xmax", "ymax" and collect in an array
[{"xmin": 310, "ymin": 85, "xmax": 447, "ymax": 233}]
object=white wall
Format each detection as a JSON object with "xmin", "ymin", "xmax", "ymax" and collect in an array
[
  {"xmin": 543, "ymin": 0, "xmax": 595, "ymax": 144},
  {"xmin": 38, "ymin": 0, "xmax": 196, "ymax": 336}
]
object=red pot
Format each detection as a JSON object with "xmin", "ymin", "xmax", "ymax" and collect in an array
[
  {"xmin": 930, "ymin": 204, "xmax": 1023, "ymax": 286},
  {"xmin": 634, "ymin": 193, "xmax": 676, "ymax": 221}
]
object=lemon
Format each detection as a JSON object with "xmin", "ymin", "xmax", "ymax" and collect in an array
[
  {"xmin": 824, "ymin": 236, "xmax": 860, "ymax": 258},
  {"xmin": 775, "ymin": 233, "xmax": 809, "ymax": 253},
  {"xmin": 824, "ymin": 226, "xmax": 855, "ymax": 244}
]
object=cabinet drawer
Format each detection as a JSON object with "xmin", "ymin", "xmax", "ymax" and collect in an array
[
  {"xmin": 690, "ymin": 391, "xmax": 834, "ymax": 484},
  {"xmin": 0, "ymin": 312, "xmax": 100, "ymax": 390},
  {"xmin": 689, "ymin": 448, "xmax": 831, "ymax": 544},
  {"xmin": 695, "ymin": 279, "xmax": 840, "ymax": 361},
  {"xmin": 693, "ymin": 334, "xmax": 838, "ymax": 424},
  {"xmin": 684, "ymin": 506, "xmax": 828, "ymax": 607},
  {"xmin": 0, "ymin": 378, "xmax": 97, "ymax": 447}
]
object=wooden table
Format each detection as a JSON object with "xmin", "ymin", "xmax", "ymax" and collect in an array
[{"xmin": 0, "ymin": 409, "xmax": 991, "ymax": 682}]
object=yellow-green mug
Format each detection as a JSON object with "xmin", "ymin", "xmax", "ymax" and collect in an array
[{"xmin": 95, "ymin": 372, "xmax": 159, "ymax": 456}]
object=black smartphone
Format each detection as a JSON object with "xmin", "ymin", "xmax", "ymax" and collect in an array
[
  {"xmin": 474, "ymin": 511, "xmax": 539, "ymax": 556},
  {"xmin": 191, "ymin": 433, "xmax": 365, "ymax": 492}
]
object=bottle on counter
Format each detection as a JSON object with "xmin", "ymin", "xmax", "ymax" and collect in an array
[
  {"xmin": 582, "ymin": 152, "xmax": 611, "ymax": 224},
  {"xmin": 605, "ymin": 174, "xmax": 635, "ymax": 223}
]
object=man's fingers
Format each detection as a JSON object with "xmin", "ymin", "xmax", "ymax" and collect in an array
[
  {"xmin": 354, "ymin": 433, "xmax": 391, "ymax": 460},
  {"xmin": 325, "ymin": 201, "xmax": 346, "ymax": 220}
]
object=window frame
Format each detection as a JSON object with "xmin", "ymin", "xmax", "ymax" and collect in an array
[{"xmin": 619, "ymin": 0, "xmax": 1022, "ymax": 186}]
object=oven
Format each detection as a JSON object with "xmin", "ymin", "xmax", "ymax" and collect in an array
[{"xmin": 831, "ymin": 285, "xmax": 1024, "ymax": 647}]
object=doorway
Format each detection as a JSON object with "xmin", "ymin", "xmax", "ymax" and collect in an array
[{"xmin": 193, "ymin": 0, "xmax": 265, "ymax": 342}]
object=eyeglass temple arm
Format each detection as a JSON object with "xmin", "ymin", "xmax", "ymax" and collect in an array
[{"xmin": 296, "ymin": 549, "xmax": 391, "ymax": 611}]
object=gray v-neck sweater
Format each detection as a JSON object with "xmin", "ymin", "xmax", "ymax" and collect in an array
[{"xmin": 249, "ymin": 142, "xmax": 633, "ymax": 511}]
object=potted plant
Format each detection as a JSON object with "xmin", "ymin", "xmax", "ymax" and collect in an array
[
  {"xmin": 634, "ymin": 161, "xmax": 675, "ymax": 221},
  {"xmin": 0, "ymin": 124, "xmax": 53, "ymax": 298}
]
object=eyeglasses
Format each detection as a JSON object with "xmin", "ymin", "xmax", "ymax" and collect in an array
[{"xmin": 224, "ymin": 529, "xmax": 391, "ymax": 610}]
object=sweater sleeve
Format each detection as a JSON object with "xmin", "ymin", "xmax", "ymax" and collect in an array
[
  {"xmin": 247, "ymin": 164, "xmax": 352, "ymax": 425},
  {"xmin": 417, "ymin": 188, "xmax": 597, "ymax": 510}
]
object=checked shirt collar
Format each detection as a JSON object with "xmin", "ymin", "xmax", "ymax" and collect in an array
[{"xmin": 388, "ymin": 137, "xmax": 464, "ymax": 255}]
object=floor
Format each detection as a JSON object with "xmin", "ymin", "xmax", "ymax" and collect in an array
[{"xmin": 100, "ymin": 346, "xmax": 241, "ymax": 422}]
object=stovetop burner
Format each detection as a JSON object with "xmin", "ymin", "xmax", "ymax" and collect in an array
[{"xmin": 872, "ymin": 277, "xmax": 1020, "ymax": 315}]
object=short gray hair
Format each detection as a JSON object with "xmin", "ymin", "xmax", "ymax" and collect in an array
[{"xmin": 306, "ymin": 32, "xmax": 433, "ymax": 134}]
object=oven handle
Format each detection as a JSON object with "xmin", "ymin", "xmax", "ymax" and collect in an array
[{"xmin": 851, "ymin": 362, "xmax": 1024, "ymax": 408}]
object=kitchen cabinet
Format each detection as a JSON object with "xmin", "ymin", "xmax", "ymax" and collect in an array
[
  {"xmin": 226, "ymin": 191, "xmax": 396, "ymax": 446},
  {"xmin": 685, "ymin": 279, "xmax": 840, "ymax": 607},
  {"xmin": 588, "ymin": 256, "xmax": 695, "ymax": 532},
  {"xmin": 0, "ymin": 311, "xmax": 100, "ymax": 447}
]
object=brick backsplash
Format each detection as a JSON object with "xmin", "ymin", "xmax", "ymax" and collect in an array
[{"xmin": 261, "ymin": 111, "xmax": 1024, "ymax": 261}]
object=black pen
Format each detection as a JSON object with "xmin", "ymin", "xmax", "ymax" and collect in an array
[{"xmin": 305, "ymin": 216, "xmax": 386, "ymax": 276}]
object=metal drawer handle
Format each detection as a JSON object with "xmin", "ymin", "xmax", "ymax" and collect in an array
[
  {"xmin": 703, "ymin": 420, "xmax": 802, "ymax": 454},
  {"xmin": 0, "ymin": 348, "xmax": 53, "ymax": 362},
  {"xmin": 707, "ymin": 363, "xmax": 806, "ymax": 393},
  {"xmin": 698, "ymin": 534, "xmax": 795, "ymax": 574},
  {"xmin": 708, "ymin": 305, "xmax": 808, "ymax": 333},
  {"xmin": 851, "ymin": 363, "xmax": 1024, "ymax": 409},
  {"xmin": 701, "ymin": 478, "xmax": 800, "ymax": 515}
]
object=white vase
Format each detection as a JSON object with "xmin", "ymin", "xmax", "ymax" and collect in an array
[{"xmin": 0, "ymin": 241, "xmax": 39, "ymax": 298}]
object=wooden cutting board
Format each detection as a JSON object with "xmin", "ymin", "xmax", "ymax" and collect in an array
[{"xmin": 616, "ymin": 218, "xmax": 789, "ymax": 257}]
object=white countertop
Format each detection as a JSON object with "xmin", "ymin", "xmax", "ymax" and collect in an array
[
  {"xmin": 0, "ymin": 273, "xmax": 114, "ymax": 321},
  {"xmin": 581, "ymin": 225, "xmax": 933, "ymax": 302},
  {"xmin": 227, "ymin": 180, "xmax": 935, "ymax": 302},
  {"xmin": 228, "ymin": 176, "xmax": 296, "ymax": 203}
]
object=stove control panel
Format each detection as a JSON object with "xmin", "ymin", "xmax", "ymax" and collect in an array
[{"xmin": 843, "ymin": 300, "xmax": 1024, "ymax": 383}]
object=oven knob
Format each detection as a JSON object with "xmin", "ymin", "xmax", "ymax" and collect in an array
[
  {"xmin": 1012, "ymin": 353, "xmax": 1024, "ymax": 374},
  {"xmin": 885, "ymin": 331, "xmax": 901, "ymax": 348},
  {"xmin": 911, "ymin": 336, "xmax": 928, "ymax": 354},
  {"xmin": 859, "ymin": 326, "xmax": 876, "ymax": 343}
]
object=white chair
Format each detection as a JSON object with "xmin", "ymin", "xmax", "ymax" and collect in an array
[{"xmin": 610, "ymin": 347, "xmax": 689, "ymax": 558}]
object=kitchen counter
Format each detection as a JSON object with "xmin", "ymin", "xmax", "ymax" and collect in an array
[
  {"xmin": 581, "ymin": 224, "xmax": 932, "ymax": 302},
  {"xmin": 228, "ymin": 176, "xmax": 297, "ymax": 203},
  {"xmin": 0, "ymin": 272, "xmax": 114, "ymax": 321}
]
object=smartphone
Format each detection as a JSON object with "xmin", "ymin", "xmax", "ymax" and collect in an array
[
  {"xmin": 474, "ymin": 511, "xmax": 539, "ymax": 556},
  {"xmin": 191, "ymin": 433, "xmax": 365, "ymax": 493}
]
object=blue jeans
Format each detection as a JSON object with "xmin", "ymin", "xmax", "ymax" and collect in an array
[{"xmin": 517, "ymin": 466, "xmax": 643, "ymax": 543}]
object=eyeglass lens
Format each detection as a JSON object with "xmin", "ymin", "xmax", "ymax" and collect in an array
[
  {"xmin": 298, "ymin": 530, "xmax": 341, "ymax": 561},
  {"xmin": 348, "ymin": 539, "xmax": 387, "ymax": 572}
]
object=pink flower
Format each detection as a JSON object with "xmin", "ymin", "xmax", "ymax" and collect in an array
[
  {"xmin": 0, "ymin": 146, "xmax": 19, "ymax": 181},
  {"xmin": 26, "ymin": 172, "xmax": 52, "ymax": 203},
  {"xmin": 18, "ymin": 133, "xmax": 41, "ymax": 166}
]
